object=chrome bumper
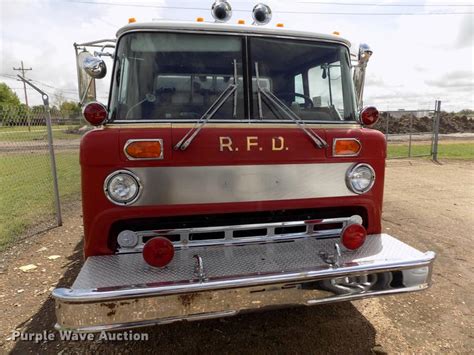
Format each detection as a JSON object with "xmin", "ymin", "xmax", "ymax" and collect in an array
[{"xmin": 53, "ymin": 234, "xmax": 435, "ymax": 332}]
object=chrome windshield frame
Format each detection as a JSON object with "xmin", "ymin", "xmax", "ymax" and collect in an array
[{"xmin": 107, "ymin": 29, "xmax": 358, "ymax": 125}]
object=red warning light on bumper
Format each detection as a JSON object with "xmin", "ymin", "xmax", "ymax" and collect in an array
[
  {"xmin": 143, "ymin": 237, "xmax": 175, "ymax": 267},
  {"xmin": 341, "ymin": 224, "xmax": 367, "ymax": 250}
]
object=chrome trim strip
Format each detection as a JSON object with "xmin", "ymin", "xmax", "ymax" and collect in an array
[
  {"xmin": 103, "ymin": 170, "xmax": 143, "ymax": 206},
  {"xmin": 105, "ymin": 122, "xmax": 361, "ymax": 129},
  {"xmin": 123, "ymin": 139, "xmax": 164, "ymax": 161},
  {"xmin": 116, "ymin": 26, "xmax": 351, "ymax": 49},
  {"xmin": 345, "ymin": 163, "xmax": 376, "ymax": 195},
  {"xmin": 332, "ymin": 138, "xmax": 362, "ymax": 157},
  {"xmin": 108, "ymin": 119, "xmax": 360, "ymax": 125},
  {"xmin": 128, "ymin": 162, "xmax": 356, "ymax": 206}
]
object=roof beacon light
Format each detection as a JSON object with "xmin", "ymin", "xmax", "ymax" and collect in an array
[
  {"xmin": 252, "ymin": 3, "xmax": 272, "ymax": 25},
  {"xmin": 211, "ymin": 1, "xmax": 232, "ymax": 23}
]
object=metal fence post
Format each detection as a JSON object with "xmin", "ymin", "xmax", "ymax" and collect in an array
[
  {"xmin": 17, "ymin": 75, "xmax": 63, "ymax": 226},
  {"xmin": 432, "ymin": 100, "xmax": 441, "ymax": 162},
  {"xmin": 385, "ymin": 113, "xmax": 390, "ymax": 139},
  {"xmin": 408, "ymin": 115, "xmax": 413, "ymax": 158}
]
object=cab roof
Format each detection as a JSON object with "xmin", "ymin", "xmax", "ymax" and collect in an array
[{"xmin": 116, "ymin": 21, "xmax": 351, "ymax": 48}]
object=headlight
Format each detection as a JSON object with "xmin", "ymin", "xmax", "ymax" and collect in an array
[
  {"xmin": 346, "ymin": 163, "xmax": 375, "ymax": 194},
  {"xmin": 104, "ymin": 170, "xmax": 141, "ymax": 205}
]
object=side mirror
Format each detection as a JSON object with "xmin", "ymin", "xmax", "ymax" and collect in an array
[
  {"xmin": 76, "ymin": 51, "xmax": 97, "ymax": 104},
  {"xmin": 82, "ymin": 53, "xmax": 107, "ymax": 79},
  {"xmin": 353, "ymin": 43, "xmax": 373, "ymax": 110}
]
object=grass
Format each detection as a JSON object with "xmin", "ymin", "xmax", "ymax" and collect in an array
[
  {"xmin": 0, "ymin": 151, "xmax": 80, "ymax": 250},
  {"xmin": 388, "ymin": 142, "xmax": 474, "ymax": 160},
  {"xmin": 0, "ymin": 125, "xmax": 82, "ymax": 142}
]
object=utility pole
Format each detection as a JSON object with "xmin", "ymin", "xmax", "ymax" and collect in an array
[
  {"xmin": 13, "ymin": 61, "xmax": 33, "ymax": 130},
  {"xmin": 13, "ymin": 61, "xmax": 33, "ymax": 108}
]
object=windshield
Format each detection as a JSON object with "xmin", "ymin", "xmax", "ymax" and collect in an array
[
  {"xmin": 109, "ymin": 32, "xmax": 244, "ymax": 121},
  {"xmin": 250, "ymin": 37, "xmax": 356, "ymax": 121},
  {"xmin": 109, "ymin": 32, "xmax": 356, "ymax": 122}
]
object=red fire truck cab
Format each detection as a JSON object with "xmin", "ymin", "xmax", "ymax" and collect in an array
[{"xmin": 53, "ymin": 2, "xmax": 435, "ymax": 332}]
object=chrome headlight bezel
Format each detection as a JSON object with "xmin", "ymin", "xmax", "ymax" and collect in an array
[
  {"xmin": 346, "ymin": 163, "xmax": 376, "ymax": 194},
  {"xmin": 104, "ymin": 170, "xmax": 142, "ymax": 206}
]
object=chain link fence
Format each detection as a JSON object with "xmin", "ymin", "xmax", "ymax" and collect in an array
[
  {"xmin": 374, "ymin": 101, "xmax": 474, "ymax": 160},
  {"xmin": 0, "ymin": 105, "xmax": 84, "ymax": 250},
  {"xmin": 374, "ymin": 108, "xmax": 437, "ymax": 159}
]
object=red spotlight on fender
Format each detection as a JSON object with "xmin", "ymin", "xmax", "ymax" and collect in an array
[
  {"xmin": 82, "ymin": 102, "xmax": 108, "ymax": 126},
  {"xmin": 341, "ymin": 223, "xmax": 367, "ymax": 250},
  {"xmin": 360, "ymin": 106, "xmax": 379, "ymax": 126},
  {"xmin": 143, "ymin": 237, "xmax": 175, "ymax": 267}
]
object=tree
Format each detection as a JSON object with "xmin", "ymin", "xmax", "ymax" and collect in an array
[
  {"xmin": 60, "ymin": 100, "xmax": 82, "ymax": 119},
  {"xmin": 0, "ymin": 82, "xmax": 21, "ymax": 106},
  {"xmin": 457, "ymin": 109, "xmax": 474, "ymax": 116},
  {"xmin": 53, "ymin": 91, "xmax": 66, "ymax": 108}
]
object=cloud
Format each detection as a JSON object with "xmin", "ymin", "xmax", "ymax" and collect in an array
[
  {"xmin": 0, "ymin": 0, "xmax": 170, "ymax": 104},
  {"xmin": 455, "ymin": 15, "xmax": 474, "ymax": 49},
  {"xmin": 0, "ymin": 0, "xmax": 473, "ymax": 112},
  {"xmin": 365, "ymin": 75, "xmax": 385, "ymax": 87},
  {"xmin": 425, "ymin": 70, "xmax": 474, "ymax": 89}
]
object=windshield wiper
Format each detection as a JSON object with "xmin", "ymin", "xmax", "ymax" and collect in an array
[
  {"xmin": 255, "ymin": 62, "xmax": 328, "ymax": 149},
  {"xmin": 174, "ymin": 60, "xmax": 238, "ymax": 151}
]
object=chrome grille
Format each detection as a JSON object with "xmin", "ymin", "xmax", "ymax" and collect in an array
[{"xmin": 117, "ymin": 215, "xmax": 362, "ymax": 253}]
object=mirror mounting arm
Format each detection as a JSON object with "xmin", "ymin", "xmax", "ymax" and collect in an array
[{"xmin": 94, "ymin": 51, "xmax": 114, "ymax": 58}]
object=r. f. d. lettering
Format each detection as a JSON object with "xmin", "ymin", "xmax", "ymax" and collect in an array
[
  {"xmin": 219, "ymin": 137, "xmax": 233, "ymax": 151},
  {"xmin": 272, "ymin": 136, "xmax": 285, "ymax": 151}
]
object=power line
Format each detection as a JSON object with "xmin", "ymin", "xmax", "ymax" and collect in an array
[
  {"xmin": 1, "ymin": 74, "xmax": 78, "ymax": 99},
  {"xmin": 267, "ymin": 10, "xmax": 474, "ymax": 15},
  {"xmin": 1, "ymin": 74, "xmax": 111, "ymax": 103},
  {"xmin": 0, "ymin": 73, "xmax": 18, "ymax": 80},
  {"xmin": 297, "ymin": 1, "xmax": 473, "ymax": 7},
  {"xmin": 63, "ymin": 0, "xmax": 225, "ymax": 11},
  {"xmin": 61, "ymin": 0, "xmax": 474, "ymax": 15}
]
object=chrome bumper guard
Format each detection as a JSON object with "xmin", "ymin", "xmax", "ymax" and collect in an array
[{"xmin": 53, "ymin": 234, "xmax": 435, "ymax": 332}]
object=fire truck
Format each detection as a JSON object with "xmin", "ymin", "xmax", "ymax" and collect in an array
[{"xmin": 53, "ymin": 2, "xmax": 435, "ymax": 332}]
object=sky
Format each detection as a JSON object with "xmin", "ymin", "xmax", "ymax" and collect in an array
[{"xmin": 0, "ymin": 0, "xmax": 473, "ymax": 112}]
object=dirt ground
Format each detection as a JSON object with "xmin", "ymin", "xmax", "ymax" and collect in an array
[{"xmin": 0, "ymin": 159, "xmax": 472, "ymax": 354}]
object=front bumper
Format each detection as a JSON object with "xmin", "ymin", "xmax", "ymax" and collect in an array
[{"xmin": 53, "ymin": 234, "xmax": 435, "ymax": 332}]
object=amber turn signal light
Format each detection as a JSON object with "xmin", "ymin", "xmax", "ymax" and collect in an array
[
  {"xmin": 124, "ymin": 139, "xmax": 163, "ymax": 160},
  {"xmin": 333, "ymin": 138, "xmax": 361, "ymax": 157}
]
